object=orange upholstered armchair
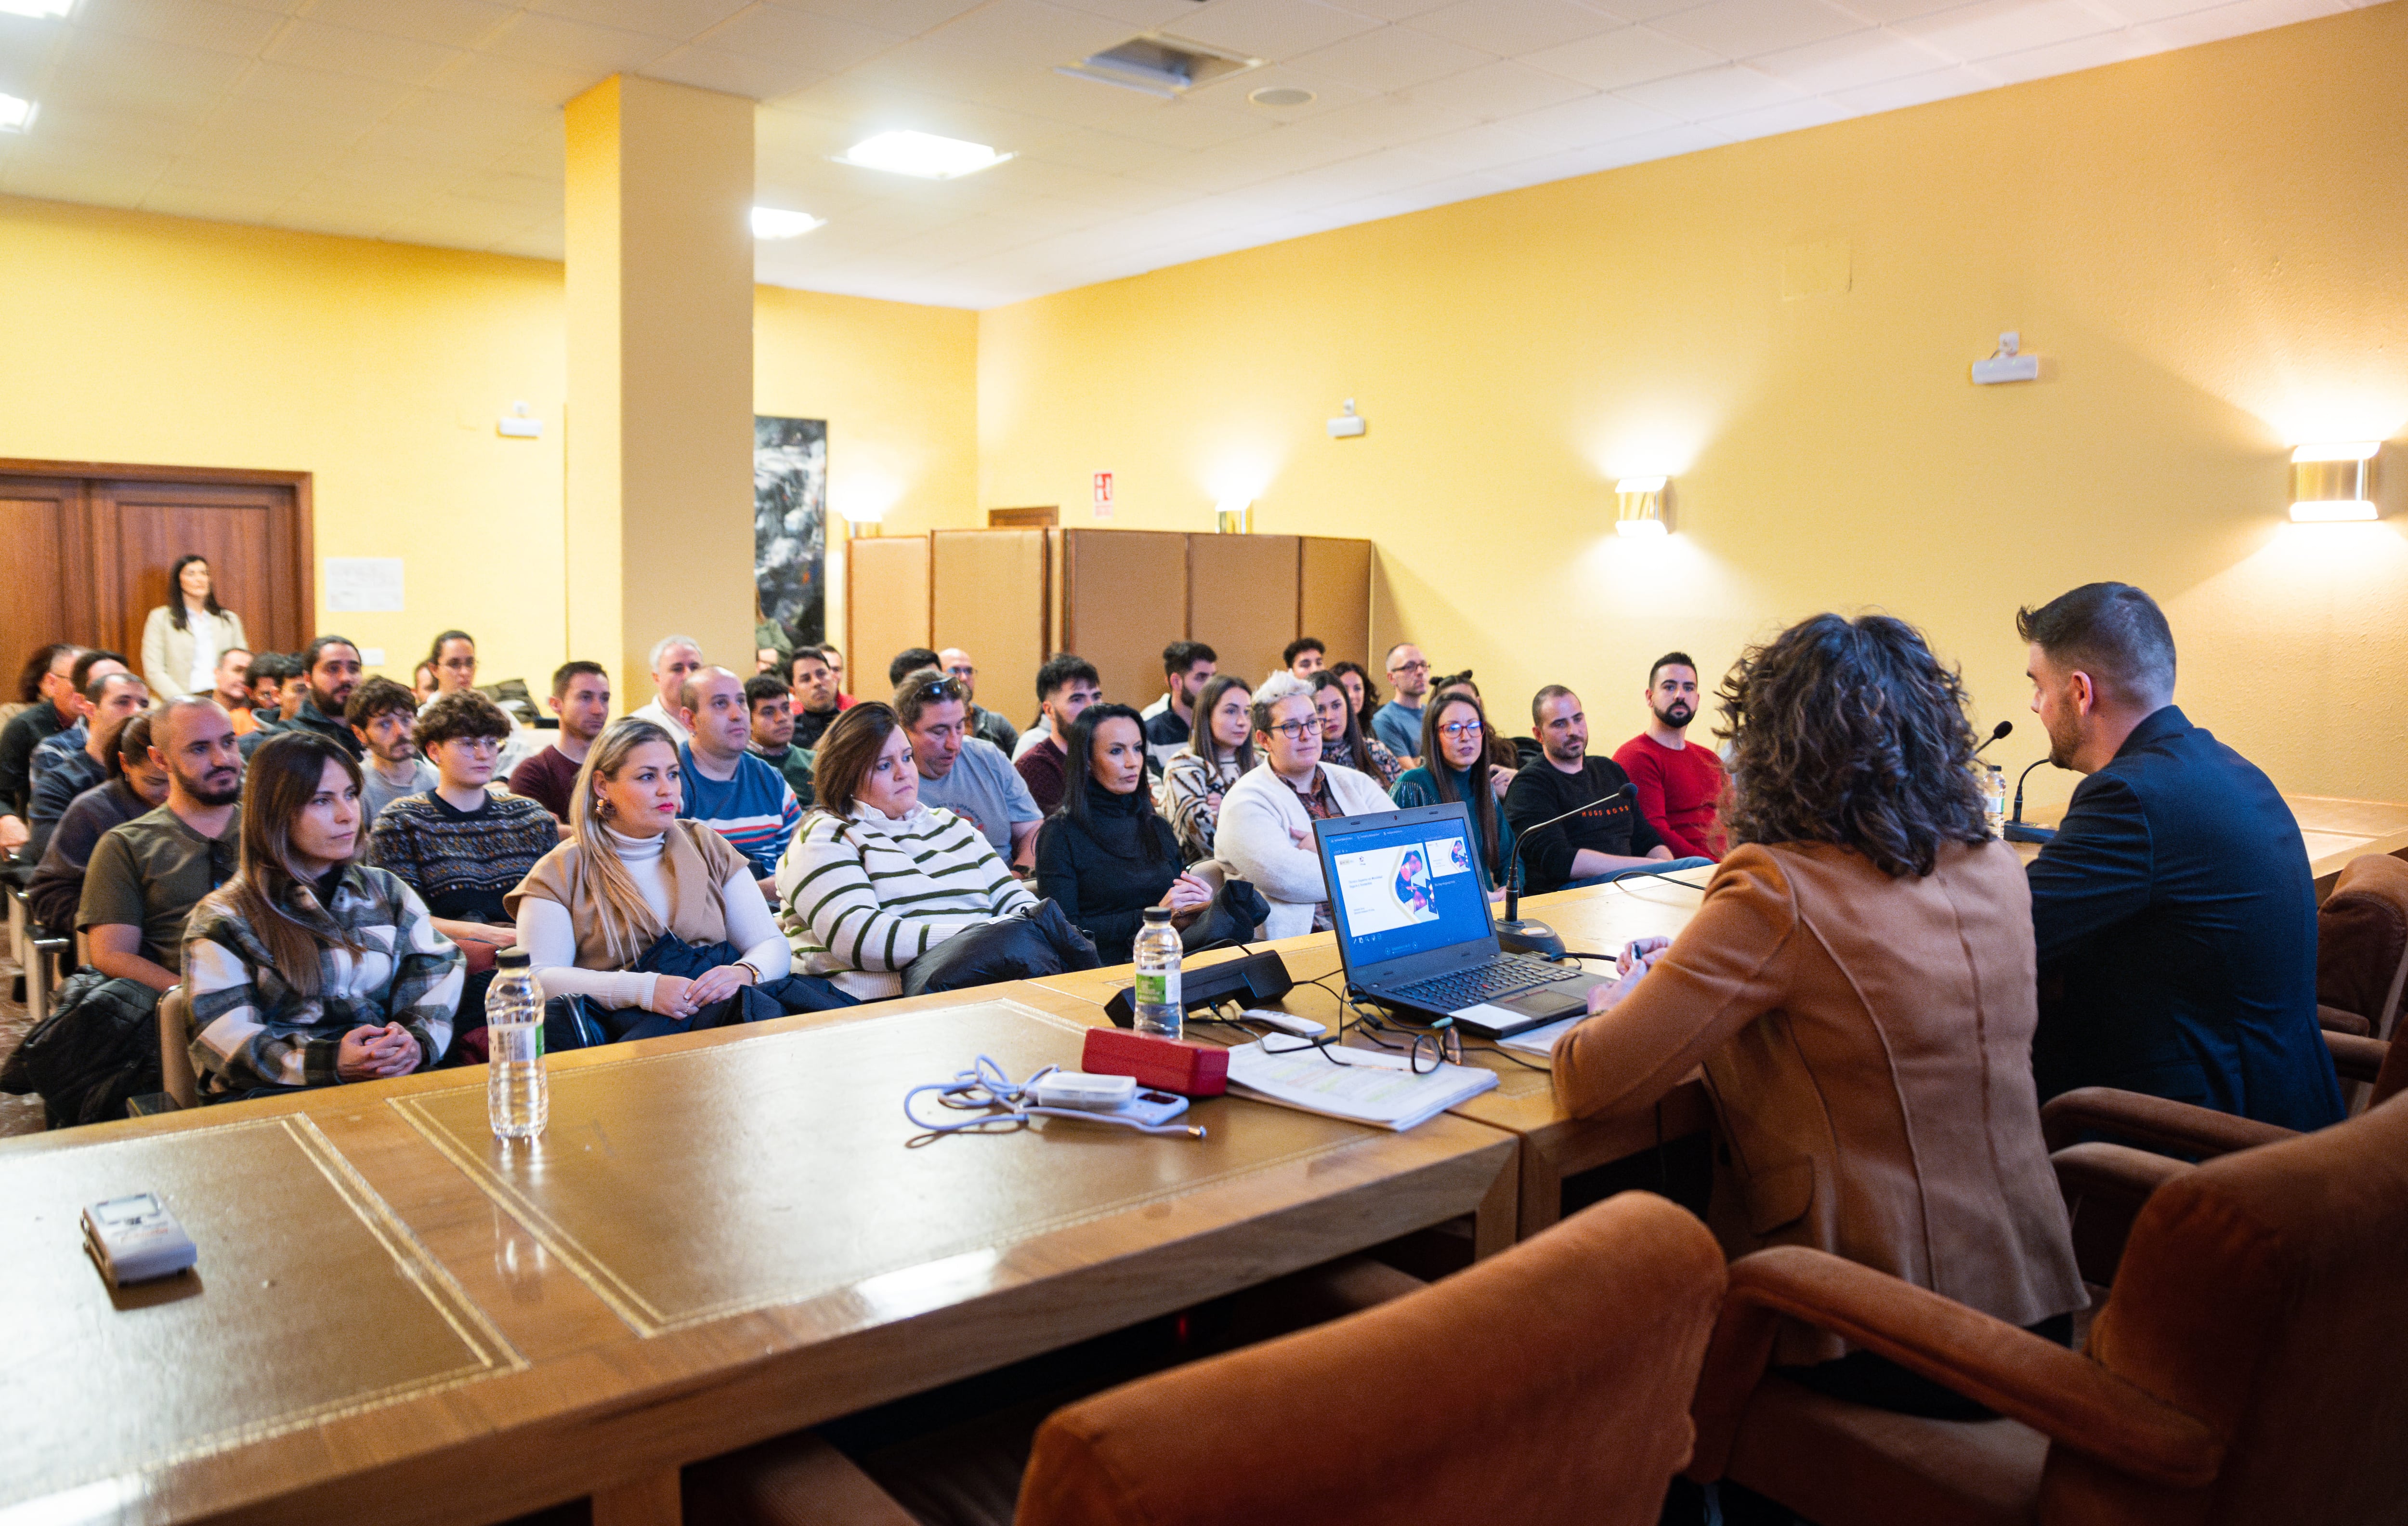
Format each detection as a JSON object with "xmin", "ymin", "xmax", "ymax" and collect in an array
[
  {"xmin": 1686, "ymin": 1092, "xmax": 2408, "ymax": 1526},
  {"xmin": 2317, "ymin": 852, "xmax": 2408, "ymax": 1040},
  {"xmin": 1014, "ymin": 1190, "xmax": 1727, "ymax": 1526}
]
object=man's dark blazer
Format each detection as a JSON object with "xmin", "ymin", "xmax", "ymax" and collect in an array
[{"xmin": 2026, "ymin": 704, "xmax": 2343, "ymax": 1131}]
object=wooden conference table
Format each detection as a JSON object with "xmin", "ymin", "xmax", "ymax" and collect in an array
[
  {"xmin": 0, "ymin": 985, "xmax": 1517, "ymax": 1526},
  {"xmin": 1031, "ymin": 874, "xmax": 1714, "ymax": 1241}
]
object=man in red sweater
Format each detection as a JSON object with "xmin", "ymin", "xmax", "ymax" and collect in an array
[{"xmin": 1610, "ymin": 652, "xmax": 1726, "ymax": 861}]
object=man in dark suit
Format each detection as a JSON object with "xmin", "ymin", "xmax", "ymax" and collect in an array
[{"xmin": 2018, "ymin": 582, "xmax": 2342, "ymax": 1131}]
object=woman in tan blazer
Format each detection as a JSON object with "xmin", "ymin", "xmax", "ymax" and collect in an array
[{"xmin": 1555, "ymin": 613, "xmax": 2084, "ymax": 1407}]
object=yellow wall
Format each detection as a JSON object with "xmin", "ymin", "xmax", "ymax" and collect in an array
[
  {"xmin": 0, "ymin": 192, "xmax": 978, "ymax": 700},
  {"xmin": 977, "ymin": 2, "xmax": 2408, "ymax": 810}
]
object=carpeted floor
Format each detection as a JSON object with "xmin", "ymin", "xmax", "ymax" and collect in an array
[{"xmin": 0, "ymin": 925, "xmax": 53, "ymax": 1137}]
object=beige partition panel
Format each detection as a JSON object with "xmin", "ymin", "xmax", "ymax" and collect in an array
[
  {"xmin": 1299, "ymin": 537, "xmax": 1373, "ymax": 671},
  {"xmin": 845, "ymin": 535, "xmax": 930, "ymax": 693},
  {"xmin": 1190, "ymin": 534, "xmax": 1300, "ymax": 687},
  {"xmin": 932, "ymin": 528, "xmax": 1047, "ymax": 726},
  {"xmin": 1060, "ymin": 529, "xmax": 1190, "ymax": 707}
]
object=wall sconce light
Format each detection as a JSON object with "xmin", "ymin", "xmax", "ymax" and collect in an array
[
  {"xmin": 2290, "ymin": 443, "xmax": 2382, "ymax": 522},
  {"xmin": 842, "ymin": 511, "xmax": 884, "ymax": 538},
  {"xmin": 1215, "ymin": 498, "xmax": 1253, "ymax": 533},
  {"xmin": 1326, "ymin": 399, "xmax": 1366, "ymax": 439},
  {"xmin": 1615, "ymin": 476, "xmax": 1670, "ymax": 537}
]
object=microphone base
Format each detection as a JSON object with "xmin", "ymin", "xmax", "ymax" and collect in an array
[
  {"xmin": 2002, "ymin": 822, "xmax": 2056, "ymax": 845},
  {"xmin": 1497, "ymin": 919, "xmax": 1566, "ymax": 960}
]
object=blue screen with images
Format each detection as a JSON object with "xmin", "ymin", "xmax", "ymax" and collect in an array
[{"xmin": 1323, "ymin": 815, "xmax": 1493, "ymax": 967}]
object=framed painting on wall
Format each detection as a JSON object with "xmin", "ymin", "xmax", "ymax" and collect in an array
[{"xmin": 755, "ymin": 417, "xmax": 827, "ymax": 650}]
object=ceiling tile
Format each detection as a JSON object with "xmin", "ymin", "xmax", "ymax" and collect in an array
[
  {"xmin": 434, "ymin": 50, "xmax": 601, "ymax": 105},
  {"xmin": 1978, "ymin": 26, "xmax": 2157, "ymax": 80},
  {"xmin": 24, "ymin": 99, "xmax": 218, "ymax": 153},
  {"xmin": 1751, "ymin": 29, "xmax": 1956, "ymax": 91},
  {"xmin": 142, "ymin": 184, "xmax": 287, "ymax": 223},
  {"xmin": 1405, "ymin": 0, "xmax": 1626, "ymax": 53},
  {"xmin": 1519, "ymin": 25, "xmax": 1722, "ymax": 88},
  {"xmin": 1318, "ymin": 0, "xmax": 1456, "ymax": 16},
  {"xmin": 1169, "ymin": 0, "xmax": 1388, "ymax": 61},
  {"xmin": 1287, "ymin": 25, "xmax": 1494, "ymax": 89},
  {"xmin": 379, "ymin": 89, "xmax": 556, "ymax": 144},
  {"xmin": 1105, "ymin": 96, "xmax": 1276, "ymax": 148},
  {"xmin": 480, "ymin": 10, "xmax": 675, "ymax": 74},
  {"xmin": 1818, "ymin": 0, "xmax": 1979, "ymax": 20},
  {"xmin": 1705, "ymin": 93, "xmax": 1852, "ymax": 133},
  {"xmin": 1406, "ymin": 57, "xmax": 1598, "ymax": 116},
  {"xmin": 1613, "ymin": 62, "xmax": 1802, "ymax": 116},
  {"xmin": 525, "ymin": 0, "xmax": 753, "ymax": 40},
  {"xmin": 265, "ymin": 19, "xmax": 466, "ymax": 85},
  {"xmin": 300, "ymin": 0, "xmax": 514, "ymax": 49},
  {"xmin": 772, "ymin": 0, "xmax": 990, "ymax": 36},
  {"xmin": 1648, "ymin": 0, "xmax": 1867, "ymax": 57},
  {"xmin": 1822, "ymin": 60, "xmax": 1990, "ymax": 108},
  {"xmin": 1303, "ymin": 89, "xmax": 1482, "ymax": 142},
  {"xmin": 1474, "ymin": 119, "xmax": 1732, "ymax": 184},
  {"xmin": 1048, "ymin": 0, "xmax": 1202, "ymax": 26},
  {"xmin": 642, "ymin": 44, "xmax": 826, "ymax": 99},
  {"xmin": 69, "ymin": 0, "xmax": 288, "ymax": 58},
  {"xmin": 1, "ymin": 160, "xmax": 166, "ymax": 205},
  {"xmin": 233, "ymin": 60, "xmax": 416, "ymax": 117},
  {"xmin": 1399, "ymin": 118, "xmax": 1561, "ymax": 168},
  {"xmin": 55, "ymin": 29, "xmax": 253, "ymax": 92},
  {"xmin": 1004, "ymin": 125, "xmax": 1171, "ymax": 171},
  {"xmin": 1892, "ymin": 0, "xmax": 2120, "ymax": 61},
  {"xmin": 2136, "ymin": 0, "xmax": 2343, "ymax": 48},
  {"xmin": 693, "ymin": 4, "xmax": 905, "ymax": 70},
  {"xmin": 922, "ymin": 0, "xmax": 1134, "ymax": 66},
  {"xmin": 1495, "ymin": 86, "xmax": 1678, "ymax": 143}
]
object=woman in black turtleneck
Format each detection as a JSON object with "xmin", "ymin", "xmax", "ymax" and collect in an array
[{"xmin": 1034, "ymin": 703, "xmax": 1212, "ymax": 965}]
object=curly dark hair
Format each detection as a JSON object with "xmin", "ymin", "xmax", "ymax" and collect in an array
[
  {"xmin": 413, "ymin": 689, "xmax": 511, "ymax": 750},
  {"xmin": 1715, "ymin": 613, "xmax": 1989, "ymax": 879}
]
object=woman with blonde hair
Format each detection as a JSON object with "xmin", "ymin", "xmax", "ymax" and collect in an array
[{"xmin": 507, "ymin": 717, "xmax": 819, "ymax": 1040}]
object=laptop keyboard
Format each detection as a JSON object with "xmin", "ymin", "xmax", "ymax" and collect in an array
[{"xmin": 1389, "ymin": 955, "xmax": 1570, "ymax": 1012}]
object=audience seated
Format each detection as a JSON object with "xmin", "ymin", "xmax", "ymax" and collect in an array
[
  {"xmin": 776, "ymin": 702, "xmax": 1037, "ymax": 1000},
  {"xmin": 1330, "ymin": 659, "xmax": 1377, "ymax": 733},
  {"xmin": 1508, "ymin": 686, "xmax": 1709, "ymax": 893},
  {"xmin": 26, "ymin": 649, "xmax": 131, "ymax": 796},
  {"xmin": 1389, "ymin": 691, "xmax": 1516, "ymax": 895},
  {"xmin": 137, "ymin": 554, "xmax": 248, "ymax": 702},
  {"xmin": 240, "ymin": 636, "xmax": 364, "ymax": 759},
  {"xmin": 26, "ymin": 714, "xmax": 167, "ymax": 934},
  {"xmin": 1312, "ymin": 670, "xmax": 1401, "ymax": 789},
  {"xmin": 369, "ymin": 691, "xmax": 561, "ymax": 986},
  {"xmin": 206, "ymin": 645, "xmax": 253, "ymax": 718},
  {"xmin": 230, "ymin": 651, "xmax": 293, "ymax": 738},
  {"xmin": 940, "ymin": 646, "xmax": 1018, "ymax": 753},
  {"xmin": 754, "ymin": 602, "xmax": 794, "ymax": 676},
  {"xmin": 744, "ymin": 673, "xmax": 815, "ymax": 808},
  {"xmin": 0, "ymin": 643, "xmax": 83, "ymax": 849},
  {"xmin": 1280, "ymin": 636, "xmax": 1326, "ymax": 682},
  {"xmin": 347, "ymin": 676, "xmax": 437, "ymax": 830},
  {"xmin": 1610, "ymin": 652, "xmax": 1726, "ymax": 862},
  {"xmin": 1139, "ymin": 640, "xmax": 1217, "ymax": 772},
  {"xmin": 186, "ymin": 731, "xmax": 460, "ymax": 1097},
  {"xmin": 888, "ymin": 646, "xmax": 942, "ymax": 689},
  {"xmin": 1159, "ymin": 674, "xmax": 1254, "ymax": 864},
  {"xmin": 1552, "ymin": 612, "xmax": 2085, "ymax": 1387},
  {"xmin": 1215, "ymin": 673, "xmax": 1394, "ymax": 936},
  {"xmin": 1372, "ymin": 643, "xmax": 1430, "ymax": 763},
  {"xmin": 1034, "ymin": 703, "xmax": 1212, "ymax": 964},
  {"xmin": 629, "ymin": 633, "xmax": 704, "ymax": 745},
  {"xmin": 508, "ymin": 718, "xmax": 798, "ymax": 1040},
  {"xmin": 788, "ymin": 646, "xmax": 843, "ymax": 750},
  {"xmin": 817, "ymin": 643, "xmax": 856, "ymax": 709},
  {"xmin": 2019, "ymin": 581, "xmax": 2343, "ymax": 1130},
  {"xmin": 676, "ymin": 666, "xmax": 803, "ymax": 892},
  {"xmin": 24, "ymin": 669, "xmax": 149, "ymax": 863},
  {"xmin": 1014, "ymin": 654, "xmax": 1102, "ymax": 816},
  {"xmin": 410, "ymin": 659, "xmax": 439, "ymax": 707},
  {"xmin": 899, "ymin": 669, "xmax": 1041, "ymax": 871},
  {"xmin": 420, "ymin": 629, "xmax": 539, "ymax": 774},
  {"xmin": 509, "ymin": 660, "xmax": 611, "ymax": 822}
]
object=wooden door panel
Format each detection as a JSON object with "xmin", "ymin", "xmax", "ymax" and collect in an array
[
  {"xmin": 0, "ymin": 482, "xmax": 80, "ymax": 674},
  {"xmin": 1189, "ymin": 534, "xmax": 1299, "ymax": 690},
  {"xmin": 90, "ymin": 481, "xmax": 298, "ymax": 661},
  {"xmin": 1060, "ymin": 530, "xmax": 1188, "ymax": 708}
]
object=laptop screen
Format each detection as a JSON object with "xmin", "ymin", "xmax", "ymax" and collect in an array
[{"xmin": 1320, "ymin": 805, "xmax": 1494, "ymax": 968}]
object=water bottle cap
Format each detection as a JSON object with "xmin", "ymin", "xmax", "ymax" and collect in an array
[
  {"xmin": 495, "ymin": 947, "xmax": 530, "ymax": 967},
  {"xmin": 1142, "ymin": 907, "xmax": 1171, "ymax": 922}
]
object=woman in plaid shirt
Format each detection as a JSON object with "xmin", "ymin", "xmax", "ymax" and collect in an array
[{"xmin": 185, "ymin": 731, "xmax": 463, "ymax": 1097}]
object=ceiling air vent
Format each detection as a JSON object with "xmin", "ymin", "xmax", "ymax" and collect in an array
[{"xmin": 1057, "ymin": 35, "xmax": 1262, "ymax": 99}]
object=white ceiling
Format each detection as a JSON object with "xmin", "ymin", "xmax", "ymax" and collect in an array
[{"xmin": 0, "ymin": 0, "xmax": 2366, "ymax": 308}]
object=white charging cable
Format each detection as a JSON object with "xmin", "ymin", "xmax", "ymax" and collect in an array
[{"xmin": 903, "ymin": 1055, "xmax": 1206, "ymax": 1138}]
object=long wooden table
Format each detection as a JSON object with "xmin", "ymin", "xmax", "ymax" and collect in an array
[
  {"xmin": 2009, "ymin": 791, "xmax": 2408, "ymax": 897},
  {"xmin": 1030, "ymin": 874, "xmax": 1714, "ymax": 1240},
  {"xmin": 0, "ymin": 986, "xmax": 1516, "ymax": 1526}
]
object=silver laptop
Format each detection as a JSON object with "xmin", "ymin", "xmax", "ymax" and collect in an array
[{"xmin": 1313, "ymin": 802, "xmax": 1604, "ymax": 1039}]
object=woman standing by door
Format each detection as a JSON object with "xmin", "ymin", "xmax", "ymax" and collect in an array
[{"xmin": 141, "ymin": 554, "xmax": 250, "ymax": 702}]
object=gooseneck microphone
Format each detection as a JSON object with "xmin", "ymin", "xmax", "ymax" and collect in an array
[
  {"xmin": 2004, "ymin": 756, "xmax": 2058, "ymax": 844},
  {"xmin": 1497, "ymin": 784, "xmax": 1649, "ymax": 959},
  {"xmin": 1974, "ymin": 720, "xmax": 2012, "ymax": 756}
]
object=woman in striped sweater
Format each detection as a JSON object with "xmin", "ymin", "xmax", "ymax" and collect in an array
[{"xmin": 775, "ymin": 701, "xmax": 1035, "ymax": 1000}]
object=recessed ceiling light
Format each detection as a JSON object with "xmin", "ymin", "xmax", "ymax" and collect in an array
[
  {"xmin": 750, "ymin": 207, "xmax": 824, "ymax": 239},
  {"xmin": 0, "ymin": 93, "xmax": 35, "ymax": 132},
  {"xmin": 836, "ymin": 130, "xmax": 1010, "ymax": 181},
  {"xmin": 0, "ymin": 0, "xmax": 74, "ymax": 17},
  {"xmin": 1249, "ymin": 86, "xmax": 1315, "ymax": 108}
]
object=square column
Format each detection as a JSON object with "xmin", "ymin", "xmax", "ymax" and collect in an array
[{"xmin": 565, "ymin": 73, "xmax": 755, "ymax": 703}]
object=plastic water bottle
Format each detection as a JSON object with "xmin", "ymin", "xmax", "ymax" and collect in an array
[
  {"xmin": 1979, "ymin": 763, "xmax": 2007, "ymax": 838},
  {"xmin": 1133, "ymin": 908, "xmax": 1183, "ymax": 1040},
  {"xmin": 486, "ymin": 947, "xmax": 548, "ymax": 1140}
]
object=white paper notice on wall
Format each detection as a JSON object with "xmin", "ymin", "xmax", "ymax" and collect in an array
[{"xmin": 325, "ymin": 558, "xmax": 405, "ymax": 613}]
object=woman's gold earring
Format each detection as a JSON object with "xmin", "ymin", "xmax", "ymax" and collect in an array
[{"xmin": 596, "ymin": 798, "xmax": 613, "ymax": 817}]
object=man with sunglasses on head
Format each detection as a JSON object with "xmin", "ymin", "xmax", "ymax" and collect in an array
[{"xmin": 901, "ymin": 668, "xmax": 1043, "ymax": 872}]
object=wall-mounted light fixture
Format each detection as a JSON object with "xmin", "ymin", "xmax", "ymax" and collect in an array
[
  {"xmin": 1215, "ymin": 498, "xmax": 1252, "ymax": 534},
  {"xmin": 2290, "ymin": 443, "xmax": 2382, "ymax": 521},
  {"xmin": 1327, "ymin": 399, "xmax": 1366, "ymax": 439},
  {"xmin": 1615, "ymin": 476, "xmax": 1670, "ymax": 537}
]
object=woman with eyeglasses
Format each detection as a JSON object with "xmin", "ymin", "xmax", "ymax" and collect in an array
[
  {"xmin": 1387, "ymin": 691, "xmax": 1517, "ymax": 895},
  {"xmin": 1158, "ymin": 673, "xmax": 1254, "ymax": 863},
  {"xmin": 1311, "ymin": 671, "xmax": 1401, "ymax": 789},
  {"xmin": 420, "ymin": 629, "xmax": 538, "ymax": 775},
  {"xmin": 1215, "ymin": 673, "xmax": 1398, "ymax": 937},
  {"xmin": 1034, "ymin": 704, "xmax": 1213, "ymax": 964},
  {"xmin": 1555, "ymin": 614, "xmax": 2084, "ymax": 1413}
]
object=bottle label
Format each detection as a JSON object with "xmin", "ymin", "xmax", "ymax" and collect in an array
[{"xmin": 1135, "ymin": 971, "xmax": 1180, "ymax": 1009}]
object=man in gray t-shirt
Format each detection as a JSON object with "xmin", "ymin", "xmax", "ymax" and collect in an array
[{"xmin": 898, "ymin": 675, "xmax": 1043, "ymax": 870}]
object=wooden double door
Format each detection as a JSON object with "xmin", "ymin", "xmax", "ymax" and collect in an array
[{"xmin": 0, "ymin": 461, "xmax": 313, "ymax": 681}]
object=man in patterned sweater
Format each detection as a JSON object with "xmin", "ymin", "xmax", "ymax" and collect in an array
[{"xmin": 367, "ymin": 690, "xmax": 559, "ymax": 965}]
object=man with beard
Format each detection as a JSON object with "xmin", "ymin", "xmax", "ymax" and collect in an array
[
  {"xmin": 1611, "ymin": 651, "xmax": 1726, "ymax": 861},
  {"xmin": 79, "ymin": 698, "xmax": 244, "ymax": 999},
  {"xmin": 2019, "ymin": 582, "xmax": 2341, "ymax": 1131},
  {"xmin": 242, "ymin": 635, "xmax": 364, "ymax": 759},
  {"xmin": 1506, "ymin": 685, "xmax": 1703, "ymax": 895}
]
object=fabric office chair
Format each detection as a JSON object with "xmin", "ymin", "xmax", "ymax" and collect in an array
[
  {"xmin": 1015, "ymin": 1191, "xmax": 1725, "ymax": 1526},
  {"xmin": 1687, "ymin": 1092, "xmax": 2408, "ymax": 1526},
  {"xmin": 158, "ymin": 984, "xmax": 197, "ymax": 1110},
  {"xmin": 2316, "ymin": 853, "xmax": 2408, "ymax": 1041}
]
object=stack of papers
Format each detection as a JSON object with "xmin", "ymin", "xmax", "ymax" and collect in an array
[
  {"xmin": 1497, "ymin": 1012, "xmax": 1585, "ymax": 1058},
  {"xmin": 1223, "ymin": 1040, "xmax": 1498, "ymax": 1131}
]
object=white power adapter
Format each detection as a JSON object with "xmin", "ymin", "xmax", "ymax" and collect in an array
[{"xmin": 1028, "ymin": 1071, "xmax": 1139, "ymax": 1112}]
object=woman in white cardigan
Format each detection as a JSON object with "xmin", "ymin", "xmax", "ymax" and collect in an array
[
  {"xmin": 1213, "ymin": 674, "xmax": 1396, "ymax": 938},
  {"xmin": 139, "ymin": 555, "xmax": 249, "ymax": 702}
]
